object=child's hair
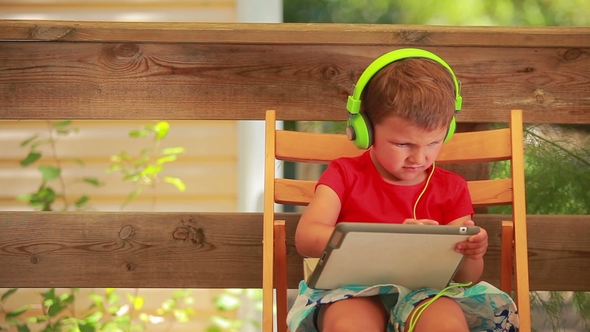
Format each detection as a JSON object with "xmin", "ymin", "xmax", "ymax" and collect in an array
[{"xmin": 361, "ymin": 58, "xmax": 456, "ymax": 130}]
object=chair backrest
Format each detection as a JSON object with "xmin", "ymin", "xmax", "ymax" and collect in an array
[{"xmin": 262, "ymin": 109, "xmax": 530, "ymax": 332}]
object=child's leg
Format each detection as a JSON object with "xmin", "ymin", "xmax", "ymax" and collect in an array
[
  {"xmin": 404, "ymin": 297, "xmax": 469, "ymax": 332},
  {"xmin": 318, "ymin": 296, "xmax": 388, "ymax": 332}
]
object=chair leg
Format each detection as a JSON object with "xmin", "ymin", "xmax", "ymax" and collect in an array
[
  {"xmin": 500, "ymin": 221, "xmax": 514, "ymax": 295},
  {"xmin": 274, "ymin": 220, "xmax": 288, "ymax": 332}
]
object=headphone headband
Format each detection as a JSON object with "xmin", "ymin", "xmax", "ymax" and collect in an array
[{"xmin": 346, "ymin": 48, "xmax": 462, "ymax": 115}]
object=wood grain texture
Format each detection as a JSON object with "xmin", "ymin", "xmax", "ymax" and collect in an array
[
  {"xmin": 0, "ymin": 212, "xmax": 588, "ymax": 291},
  {"xmin": 1, "ymin": 22, "xmax": 589, "ymax": 123},
  {"xmin": 1, "ymin": 21, "xmax": 589, "ymax": 46},
  {"xmin": 0, "ymin": 212, "xmax": 263, "ymax": 288}
]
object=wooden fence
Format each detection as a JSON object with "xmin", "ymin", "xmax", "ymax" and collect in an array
[{"xmin": 0, "ymin": 20, "xmax": 589, "ymax": 296}]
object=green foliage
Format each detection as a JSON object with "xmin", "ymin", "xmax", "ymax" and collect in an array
[
  {"xmin": 1, "ymin": 288, "xmax": 195, "ymax": 332},
  {"xmin": 206, "ymin": 289, "xmax": 262, "ymax": 332},
  {"xmin": 284, "ymin": 0, "xmax": 590, "ymax": 26},
  {"xmin": 9, "ymin": 120, "xmax": 194, "ymax": 331},
  {"xmin": 490, "ymin": 125, "xmax": 590, "ymax": 215},
  {"xmin": 107, "ymin": 121, "xmax": 186, "ymax": 210},
  {"xmin": 139, "ymin": 289, "xmax": 195, "ymax": 327},
  {"xmin": 17, "ymin": 121, "xmax": 102, "ymax": 211}
]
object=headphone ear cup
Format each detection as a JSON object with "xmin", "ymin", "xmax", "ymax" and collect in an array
[
  {"xmin": 444, "ymin": 116, "xmax": 456, "ymax": 143},
  {"xmin": 346, "ymin": 113, "xmax": 373, "ymax": 149}
]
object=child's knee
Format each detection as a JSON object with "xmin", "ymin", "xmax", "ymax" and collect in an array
[
  {"xmin": 405, "ymin": 296, "xmax": 468, "ymax": 332},
  {"xmin": 320, "ymin": 297, "xmax": 387, "ymax": 332}
]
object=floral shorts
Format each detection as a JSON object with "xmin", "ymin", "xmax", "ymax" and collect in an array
[{"xmin": 286, "ymin": 281, "xmax": 519, "ymax": 332}]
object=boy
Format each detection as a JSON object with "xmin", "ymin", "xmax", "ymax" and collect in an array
[{"xmin": 287, "ymin": 49, "xmax": 518, "ymax": 332}]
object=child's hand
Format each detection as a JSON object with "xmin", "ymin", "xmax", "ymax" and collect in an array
[
  {"xmin": 403, "ymin": 219, "xmax": 439, "ymax": 225},
  {"xmin": 455, "ymin": 220, "xmax": 488, "ymax": 260}
]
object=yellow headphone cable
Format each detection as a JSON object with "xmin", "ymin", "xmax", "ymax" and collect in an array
[{"xmin": 412, "ymin": 162, "xmax": 436, "ymax": 220}]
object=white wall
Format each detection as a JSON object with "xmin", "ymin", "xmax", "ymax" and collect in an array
[{"xmin": 236, "ymin": 0, "xmax": 283, "ymax": 213}]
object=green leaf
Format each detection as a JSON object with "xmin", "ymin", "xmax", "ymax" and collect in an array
[
  {"xmin": 87, "ymin": 293, "xmax": 104, "ymax": 311},
  {"xmin": 139, "ymin": 148, "xmax": 153, "ymax": 156},
  {"xmin": 210, "ymin": 316, "xmax": 232, "ymax": 329},
  {"xmin": 16, "ymin": 324, "xmax": 30, "ymax": 332},
  {"xmin": 129, "ymin": 129, "xmax": 151, "ymax": 138},
  {"xmin": 120, "ymin": 151, "xmax": 133, "ymax": 161},
  {"xmin": 157, "ymin": 155, "xmax": 177, "ymax": 165},
  {"xmin": 122, "ymin": 188, "xmax": 142, "ymax": 209},
  {"xmin": 56, "ymin": 129, "xmax": 71, "ymax": 135},
  {"xmin": 20, "ymin": 152, "xmax": 42, "ymax": 166},
  {"xmin": 38, "ymin": 165, "xmax": 61, "ymax": 181},
  {"xmin": 47, "ymin": 301, "xmax": 65, "ymax": 317},
  {"xmin": 82, "ymin": 178, "xmax": 102, "ymax": 186},
  {"xmin": 161, "ymin": 299, "xmax": 176, "ymax": 312},
  {"xmin": 16, "ymin": 194, "xmax": 33, "ymax": 202},
  {"xmin": 20, "ymin": 134, "xmax": 39, "ymax": 147},
  {"xmin": 126, "ymin": 293, "xmax": 145, "ymax": 310},
  {"xmin": 26, "ymin": 186, "xmax": 57, "ymax": 210},
  {"xmin": 106, "ymin": 164, "xmax": 123, "ymax": 173},
  {"xmin": 173, "ymin": 309, "xmax": 190, "ymax": 323},
  {"xmin": 162, "ymin": 147, "xmax": 185, "ymax": 155},
  {"xmin": 140, "ymin": 164, "xmax": 162, "ymax": 177},
  {"xmin": 52, "ymin": 120, "xmax": 72, "ymax": 128},
  {"xmin": 83, "ymin": 311, "xmax": 103, "ymax": 324},
  {"xmin": 60, "ymin": 293, "xmax": 74, "ymax": 304},
  {"xmin": 122, "ymin": 173, "xmax": 140, "ymax": 182},
  {"xmin": 164, "ymin": 177, "xmax": 186, "ymax": 192},
  {"xmin": 6, "ymin": 305, "xmax": 29, "ymax": 319},
  {"xmin": 214, "ymin": 294, "xmax": 241, "ymax": 311},
  {"xmin": 133, "ymin": 156, "xmax": 150, "ymax": 168},
  {"xmin": 41, "ymin": 289, "xmax": 57, "ymax": 301},
  {"xmin": 79, "ymin": 323, "xmax": 96, "ymax": 332},
  {"xmin": 75, "ymin": 195, "xmax": 90, "ymax": 208},
  {"xmin": 154, "ymin": 121, "xmax": 170, "ymax": 140},
  {"xmin": 1, "ymin": 288, "xmax": 18, "ymax": 302}
]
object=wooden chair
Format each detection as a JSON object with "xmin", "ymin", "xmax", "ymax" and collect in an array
[{"xmin": 262, "ymin": 109, "xmax": 531, "ymax": 332}]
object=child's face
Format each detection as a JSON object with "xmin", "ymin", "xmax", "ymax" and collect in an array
[{"xmin": 370, "ymin": 115, "xmax": 447, "ymax": 185}]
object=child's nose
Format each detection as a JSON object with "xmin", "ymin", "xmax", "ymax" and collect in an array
[{"xmin": 409, "ymin": 149, "xmax": 426, "ymax": 164}]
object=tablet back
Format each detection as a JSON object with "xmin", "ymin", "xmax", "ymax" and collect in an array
[{"xmin": 306, "ymin": 222, "xmax": 480, "ymax": 291}]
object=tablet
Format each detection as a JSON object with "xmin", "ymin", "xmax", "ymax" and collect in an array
[{"xmin": 306, "ymin": 222, "xmax": 480, "ymax": 291}]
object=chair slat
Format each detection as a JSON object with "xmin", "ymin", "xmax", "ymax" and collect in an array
[
  {"xmin": 438, "ymin": 128, "xmax": 512, "ymax": 163},
  {"xmin": 275, "ymin": 178, "xmax": 513, "ymax": 207},
  {"xmin": 468, "ymin": 178, "xmax": 513, "ymax": 206},
  {"xmin": 275, "ymin": 130, "xmax": 362, "ymax": 163},
  {"xmin": 275, "ymin": 128, "xmax": 512, "ymax": 164},
  {"xmin": 275, "ymin": 178, "xmax": 315, "ymax": 205}
]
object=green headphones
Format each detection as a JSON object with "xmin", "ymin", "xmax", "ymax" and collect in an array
[{"xmin": 345, "ymin": 48, "xmax": 462, "ymax": 150}]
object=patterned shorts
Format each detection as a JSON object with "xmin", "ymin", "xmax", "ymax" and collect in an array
[{"xmin": 286, "ymin": 281, "xmax": 519, "ymax": 332}]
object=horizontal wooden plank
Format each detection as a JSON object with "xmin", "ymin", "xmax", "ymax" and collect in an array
[
  {"xmin": 0, "ymin": 21, "xmax": 589, "ymax": 47},
  {"xmin": 0, "ymin": 212, "xmax": 262, "ymax": 288},
  {"xmin": 274, "ymin": 178, "xmax": 513, "ymax": 207},
  {"xmin": 0, "ymin": 21, "xmax": 589, "ymax": 123},
  {"xmin": 276, "ymin": 129, "xmax": 512, "ymax": 164},
  {"xmin": 0, "ymin": 212, "xmax": 588, "ymax": 292}
]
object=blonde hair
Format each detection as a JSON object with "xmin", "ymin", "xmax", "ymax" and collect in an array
[{"xmin": 361, "ymin": 58, "xmax": 456, "ymax": 130}]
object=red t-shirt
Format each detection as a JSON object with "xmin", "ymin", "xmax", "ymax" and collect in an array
[{"xmin": 317, "ymin": 150, "xmax": 474, "ymax": 225}]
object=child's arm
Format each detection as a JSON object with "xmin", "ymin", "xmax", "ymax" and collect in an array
[
  {"xmin": 449, "ymin": 217, "xmax": 487, "ymax": 283},
  {"xmin": 294, "ymin": 184, "xmax": 342, "ymax": 258}
]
